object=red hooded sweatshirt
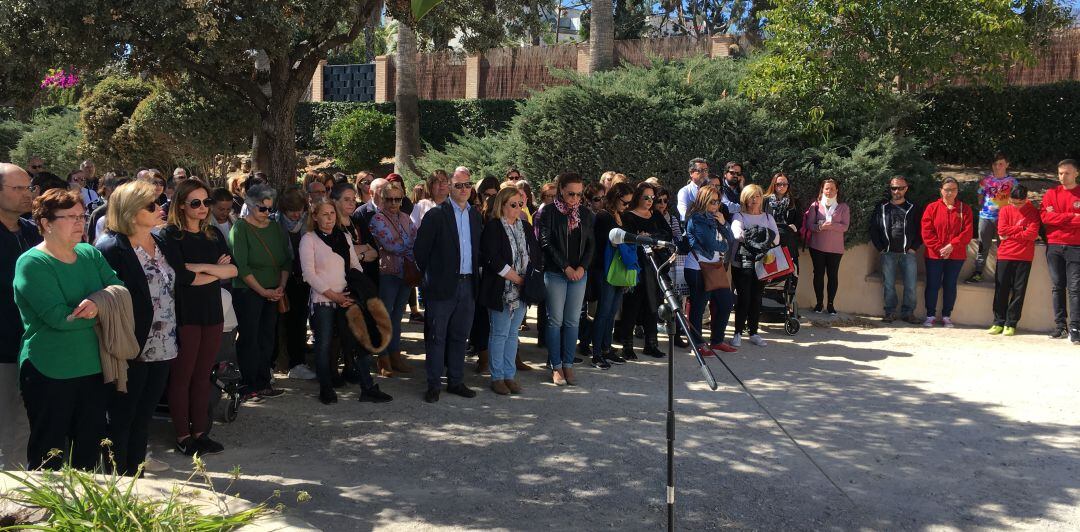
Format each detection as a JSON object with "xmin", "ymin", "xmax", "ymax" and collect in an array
[
  {"xmin": 1039, "ymin": 185, "xmax": 1080, "ymax": 246},
  {"xmin": 996, "ymin": 201, "xmax": 1040, "ymax": 262},
  {"xmin": 921, "ymin": 199, "xmax": 973, "ymax": 260}
]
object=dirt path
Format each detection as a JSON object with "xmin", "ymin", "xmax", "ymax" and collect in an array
[{"xmin": 146, "ymin": 313, "xmax": 1080, "ymax": 531}]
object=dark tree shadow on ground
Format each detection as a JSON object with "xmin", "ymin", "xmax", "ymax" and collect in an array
[{"xmin": 148, "ymin": 320, "xmax": 1080, "ymax": 531}]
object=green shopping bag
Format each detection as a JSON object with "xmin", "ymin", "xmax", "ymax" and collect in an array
[{"xmin": 606, "ymin": 249, "xmax": 638, "ymax": 287}]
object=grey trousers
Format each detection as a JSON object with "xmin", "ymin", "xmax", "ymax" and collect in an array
[
  {"xmin": 974, "ymin": 217, "xmax": 998, "ymax": 274},
  {"xmin": 0, "ymin": 362, "xmax": 30, "ymax": 469}
]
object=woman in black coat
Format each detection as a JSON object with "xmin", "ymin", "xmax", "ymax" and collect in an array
[{"xmin": 478, "ymin": 187, "xmax": 542, "ymax": 395}]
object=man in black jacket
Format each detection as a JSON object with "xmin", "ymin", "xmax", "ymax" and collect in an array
[
  {"xmin": 869, "ymin": 176, "xmax": 922, "ymax": 324},
  {"xmin": 414, "ymin": 166, "xmax": 482, "ymax": 403},
  {"xmin": 0, "ymin": 163, "xmax": 42, "ymax": 469}
]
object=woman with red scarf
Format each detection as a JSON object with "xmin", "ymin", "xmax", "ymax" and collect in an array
[{"xmin": 536, "ymin": 172, "xmax": 595, "ymax": 386}]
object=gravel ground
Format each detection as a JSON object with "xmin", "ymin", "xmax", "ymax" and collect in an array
[{"xmin": 145, "ymin": 312, "xmax": 1080, "ymax": 531}]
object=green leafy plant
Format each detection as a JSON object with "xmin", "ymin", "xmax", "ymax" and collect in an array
[
  {"xmin": 9, "ymin": 108, "xmax": 82, "ymax": 174},
  {"xmin": 0, "ymin": 447, "xmax": 265, "ymax": 531},
  {"xmin": 0, "ymin": 120, "xmax": 28, "ymax": 161},
  {"xmin": 323, "ymin": 107, "xmax": 395, "ymax": 172}
]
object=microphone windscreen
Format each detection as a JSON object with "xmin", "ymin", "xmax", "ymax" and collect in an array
[{"xmin": 608, "ymin": 227, "xmax": 626, "ymax": 245}]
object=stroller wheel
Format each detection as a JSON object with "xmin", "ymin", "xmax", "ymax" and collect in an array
[
  {"xmin": 227, "ymin": 394, "xmax": 240, "ymax": 422},
  {"xmin": 785, "ymin": 317, "xmax": 801, "ymax": 336}
]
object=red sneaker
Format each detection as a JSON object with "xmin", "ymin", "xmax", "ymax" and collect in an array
[
  {"xmin": 696, "ymin": 344, "xmax": 716, "ymax": 357},
  {"xmin": 712, "ymin": 343, "xmax": 737, "ymax": 353}
]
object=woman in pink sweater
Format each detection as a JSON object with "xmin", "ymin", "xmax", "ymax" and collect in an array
[{"xmin": 804, "ymin": 179, "xmax": 850, "ymax": 314}]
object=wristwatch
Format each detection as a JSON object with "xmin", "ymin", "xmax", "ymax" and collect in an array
[{"xmin": 359, "ymin": 250, "xmax": 366, "ymax": 260}]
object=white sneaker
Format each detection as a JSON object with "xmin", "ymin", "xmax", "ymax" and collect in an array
[
  {"xmin": 730, "ymin": 333, "xmax": 742, "ymax": 347},
  {"xmin": 143, "ymin": 453, "xmax": 170, "ymax": 473},
  {"xmin": 748, "ymin": 334, "xmax": 767, "ymax": 347},
  {"xmin": 923, "ymin": 316, "xmax": 936, "ymax": 327},
  {"xmin": 287, "ymin": 365, "xmax": 317, "ymax": 380},
  {"xmin": 941, "ymin": 317, "xmax": 955, "ymax": 328}
]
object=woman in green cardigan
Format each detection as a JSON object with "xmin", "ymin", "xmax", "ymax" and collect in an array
[{"xmin": 14, "ymin": 189, "xmax": 121, "ymax": 470}]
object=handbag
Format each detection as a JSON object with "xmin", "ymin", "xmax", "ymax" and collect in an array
[
  {"xmin": 693, "ymin": 252, "xmax": 730, "ymax": 291},
  {"xmin": 523, "ymin": 266, "xmax": 546, "ymax": 304},
  {"xmin": 606, "ymin": 247, "xmax": 638, "ymax": 287},
  {"xmin": 247, "ymin": 220, "xmax": 290, "ymax": 313},
  {"xmin": 755, "ymin": 245, "xmax": 795, "ymax": 281}
]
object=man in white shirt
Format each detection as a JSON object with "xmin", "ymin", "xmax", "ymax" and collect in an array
[{"xmin": 677, "ymin": 158, "xmax": 711, "ymax": 221}]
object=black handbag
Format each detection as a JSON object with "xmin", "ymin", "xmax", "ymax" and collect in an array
[{"xmin": 523, "ymin": 266, "xmax": 546, "ymax": 304}]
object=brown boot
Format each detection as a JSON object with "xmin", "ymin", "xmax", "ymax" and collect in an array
[
  {"xmin": 390, "ymin": 351, "xmax": 413, "ymax": 373},
  {"xmin": 475, "ymin": 350, "xmax": 489, "ymax": 375},
  {"xmin": 504, "ymin": 379, "xmax": 522, "ymax": 394},
  {"xmin": 514, "ymin": 352, "xmax": 532, "ymax": 371},
  {"xmin": 490, "ymin": 379, "xmax": 510, "ymax": 395},
  {"xmin": 563, "ymin": 367, "xmax": 577, "ymax": 386},
  {"xmin": 377, "ymin": 356, "xmax": 394, "ymax": 377}
]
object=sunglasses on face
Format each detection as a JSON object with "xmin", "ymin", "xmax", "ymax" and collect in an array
[
  {"xmin": 642, "ymin": 195, "xmax": 655, "ymax": 202},
  {"xmin": 30, "ymin": 165, "xmax": 43, "ymax": 170},
  {"xmin": 144, "ymin": 202, "xmax": 158, "ymax": 212},
  {"xmin": 590, "ymin": 196, "xmax": 603, "ymax": 202},
  {"xmin": 776, "ymin": 182, "xmax": 789, "ymax": 187},
  {"xmin": 188, "ymin": 198, "xmax": 214, "ymax": 209},
  {"xmin": 656, "ymin": 198, "xmax": 668, "ymax": 204},
  {"xmin": 452, "ymin": 182, "xmax": 472, "ymax": 190},
  {"xmin": 691, "ymin": 168, "xmax": 709, "ymax": 174},
  {"xmin": 890, "ymin": 186, "xmax": 907, "ymax": 191},
  {"xmin": 708, "ymin": 199, "xmax": 721, "ymax": 205},
  {"xmin": 256, "ymin": 205, "xmax": 274, "ymax": 213},
  {"xmin": 727, "ymin": 171, "xmax": 742, "ymax": 177},
  {"xmin": 508, "ymin": 202, "xmax": 523, "ymax": 209},
  {"xmin": 385, "ymin": 197, "xmax": 404, "ymax": 204},
  {"xmin": 619, "ymin": 199, "xmax": 630, "ymax": 207}
]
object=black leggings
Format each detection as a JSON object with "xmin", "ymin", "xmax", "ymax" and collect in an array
[
  {"xmin": 732, "ymin": 266, "xmax": 765, "ymax": 335},
  {"xmin": 810, "ymin": 248, "xmax": 843, "ymax": 306}
]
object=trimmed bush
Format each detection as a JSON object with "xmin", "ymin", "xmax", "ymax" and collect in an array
[
  {"xmin": 296, "ymin": 99, "xmax": 520, "ymax": 151},
  {"xmin": 322, "ymin": 107, "xmax": 395, "ymax": 172},
  {"xmin": 10, "ymin": 108, "xmax": 82, "ymax": 174},
  {"xmin": 415, "ymin": 131, "xmax": 516, "ymax": 186},
  {"xmin": 0, "ymin": 119, "xmax": 28, "ymax": 161},
  {"xmin": 908, "ymin": 81, "xmax": 1080, "ymax": 167}
]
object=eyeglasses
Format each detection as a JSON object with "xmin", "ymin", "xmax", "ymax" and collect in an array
[
  {"xmin": 590, "ymin": 196, "xmax": 603, "ymax": 202},
  {"xmin": 619, "ymin": 199, "xmax": 630, "ymax": 207},
  {"xmin": 691, "ymin": 168, "xmax": 709, "ymax": 174},
  {"xmin": 53, "ymin": 214, "xmax": 88, "ymax": 222},
  {"xmin": 563, "ymin": 191, "xmax": 582, "ymax": 198},
  {"xmin": 188, "ymin": 198, "xmax": 214, "ymax": 208},
  {"xmin": 0, "ymin": 184, "xmax": 38, "ymax": 194},
  {"xmin": 889, "ymin": 186, "xmax": 908, "ymax": 191},
  {"xmin": 775, "ymin": 182, "xmax": 789, "ymax": 187},
  {"xmin": 256, "ymin": 205, "xmax": 275, "ymax": 213},
  {"xmin": 144, "ymin": 202, "xmax": 159, "ymax": 212},
  {"xmin": 385, "ymin": 197, "xmax": 404, "ymax": 204},
  {"xmin": 508, "ymin": 202, "xmax": 524, "ymax": 209},
  {"xmin": 642, "ymin": 195, "xmax": 655, "ymax": 202},
  {"xmin": 726, "ymin": 171, "xmax": 742, "ymax": 176},
  {"xmin": 452, "ymin": 182, "xmax": 473, "ymax": 190}
]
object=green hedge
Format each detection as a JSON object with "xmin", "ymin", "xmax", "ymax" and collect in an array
[
  {"xmin": 323, "ymin": 108, "xmax": 395, "ymax": 172},
  {"xmin": 295, "ymin": 99, "xmax": 520, "ymax": 151},
  {"xmin": 908, "ymin": 81, "xmax": 1080, "ymax": 167}
]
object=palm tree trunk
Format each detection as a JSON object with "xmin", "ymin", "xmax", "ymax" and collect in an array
[
  {"xmin": 588, "ymin": 0, "xmax": 614, "ymax": 73},
  {"xmin": 394, "ymin": 21, "xmax": 421, "ymax": 177}
]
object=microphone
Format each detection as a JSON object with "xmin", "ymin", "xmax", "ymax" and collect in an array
[{"xmin": 609, "ymin": 228, "xmax": 676, "ymax": 250}]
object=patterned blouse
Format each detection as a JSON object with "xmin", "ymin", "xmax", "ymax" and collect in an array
[
  {"xmin": 135, "ymin": 244, "xmax": 178, "ymax": 363},
  {"xmin": 370, "ymin": 210, "xmax": 417, "ymax": 277}
]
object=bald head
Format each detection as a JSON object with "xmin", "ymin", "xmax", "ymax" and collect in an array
[
  {"xmin": 0, "ymin": 163, "xmax": 34, "ymax": 218},
  {"xmin": 0, "ymin": 163, "xmax": 30, "ymax": 186}
]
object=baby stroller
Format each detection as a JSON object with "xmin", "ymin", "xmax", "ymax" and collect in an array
[
  {"xmin": 759, "ymin": 262, "xmax": 801, "ymax": 336},
  {"xmin": 207, "ymin": 288, "xmax": 242, "ymax": 431}
]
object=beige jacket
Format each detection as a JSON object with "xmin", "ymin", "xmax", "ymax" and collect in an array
[{"xmin": 88, "ymin": 285, "xmax": 140, "ymax": 392}]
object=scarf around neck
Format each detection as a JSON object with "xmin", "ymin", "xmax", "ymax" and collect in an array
[
  {"xmin": 316, "ymin": 226, "xmax": 351, "ymax": 267},
  {"xmin": 554, "ymin": 197, "xmax": 581, "ymax": 231}
]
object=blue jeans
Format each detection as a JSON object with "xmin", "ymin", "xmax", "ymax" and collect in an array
[
  {"xmin": 685, "ymin": 268, "xmax": 734, "ymax": 345},
  {"xmin": 924, "ymin": 258, "xmax": 964, "ymax": 318},
  {"xmin": 310, "ymin": 304, "xmax": 374, "ymax": 391},
  {"xmin": 881, "ymin": 251, "xmax": 918, "ymax": 316},
  {"xmin": 544, "ymin": 271, "xmax": 588, "ymax": 369},
  {"xmin": 488, "ymin": 303, "xmax": 527, "ymax": 380},
  {"xmin": 378, "ymin": 274, "xmax": 411, "ymax": 354},
  {"xmin": 591, "ymin": 281, "xmax": 623, "ymax": 357}
]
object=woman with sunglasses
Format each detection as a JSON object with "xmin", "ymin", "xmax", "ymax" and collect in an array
[
  {"xmin": 230, "ymin": 184, "xmax": 290, "ymax": 400},
  {"xmin": 161, "ymin": 179, "xmax": 237, "ymax": 456},
  {"xmin": 764, "ymin": 173, "xmax": 800, "ymax": 270},
  {"xmin": 685, "ymin": 186, "xmax": 737, "ymax": 352},
  {"xmin": 537, "ymin": 172, "xmax": 595, "ymax": 386},
  {"xmin": 652, "ymin": 186, "xmax": 690, "ymax": 349},
  {"xmin": 617, "ymin": 181, "xmax": 668, "ymax": 359},
  {"xmin": 96, "ymin": 180, "xmax": 192, "ymax": 474},
  {"xmin": 15, "ymin": 189, "xmax": 121, "ymax": 470},
  {"xmin": 590, "ymin": 182, "xmax": 635, "ymax": 369},
  {"xmin": 370, "ymin": 182, "xmax": 417, "ymax": 375}
]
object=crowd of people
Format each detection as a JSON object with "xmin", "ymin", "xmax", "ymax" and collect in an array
[{"xmin": 0, "ymin": 152, "xmax": 1078, "ymax": 475}]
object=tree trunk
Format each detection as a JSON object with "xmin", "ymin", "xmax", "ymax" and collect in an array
[
  {"xmin": 251, "ymin": 99, "xmax": 300, "ymax": 190},
  {"xmin": 588, "ymin": 0, "xmax": 614, "ymax": 73},
  {"xmin": 394, "ymin": 21, "xmax": 422, "ymax": 177}
]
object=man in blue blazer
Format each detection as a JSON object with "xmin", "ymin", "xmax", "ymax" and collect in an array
[{"xmin": 414, "ymin": 166, "xmax": 482, "ymax": 403}]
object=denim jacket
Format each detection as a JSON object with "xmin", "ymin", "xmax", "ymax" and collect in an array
[{"xmin": 686, "ymin": 212, "xmax": 734, "ymax": 264}]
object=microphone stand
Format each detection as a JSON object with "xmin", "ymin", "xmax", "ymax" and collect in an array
[{"xmin": 641, "ymin": 245, "xmax": 718, "ymax": 532}]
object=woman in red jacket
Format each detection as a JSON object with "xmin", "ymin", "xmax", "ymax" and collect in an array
[
  {"xmin": 988, "ymin": 185, "xmax": 1040, "ymax": 336},
  {"xmin": 920, "ymin": 177, "xmax": 973, "ymax": 327}
]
